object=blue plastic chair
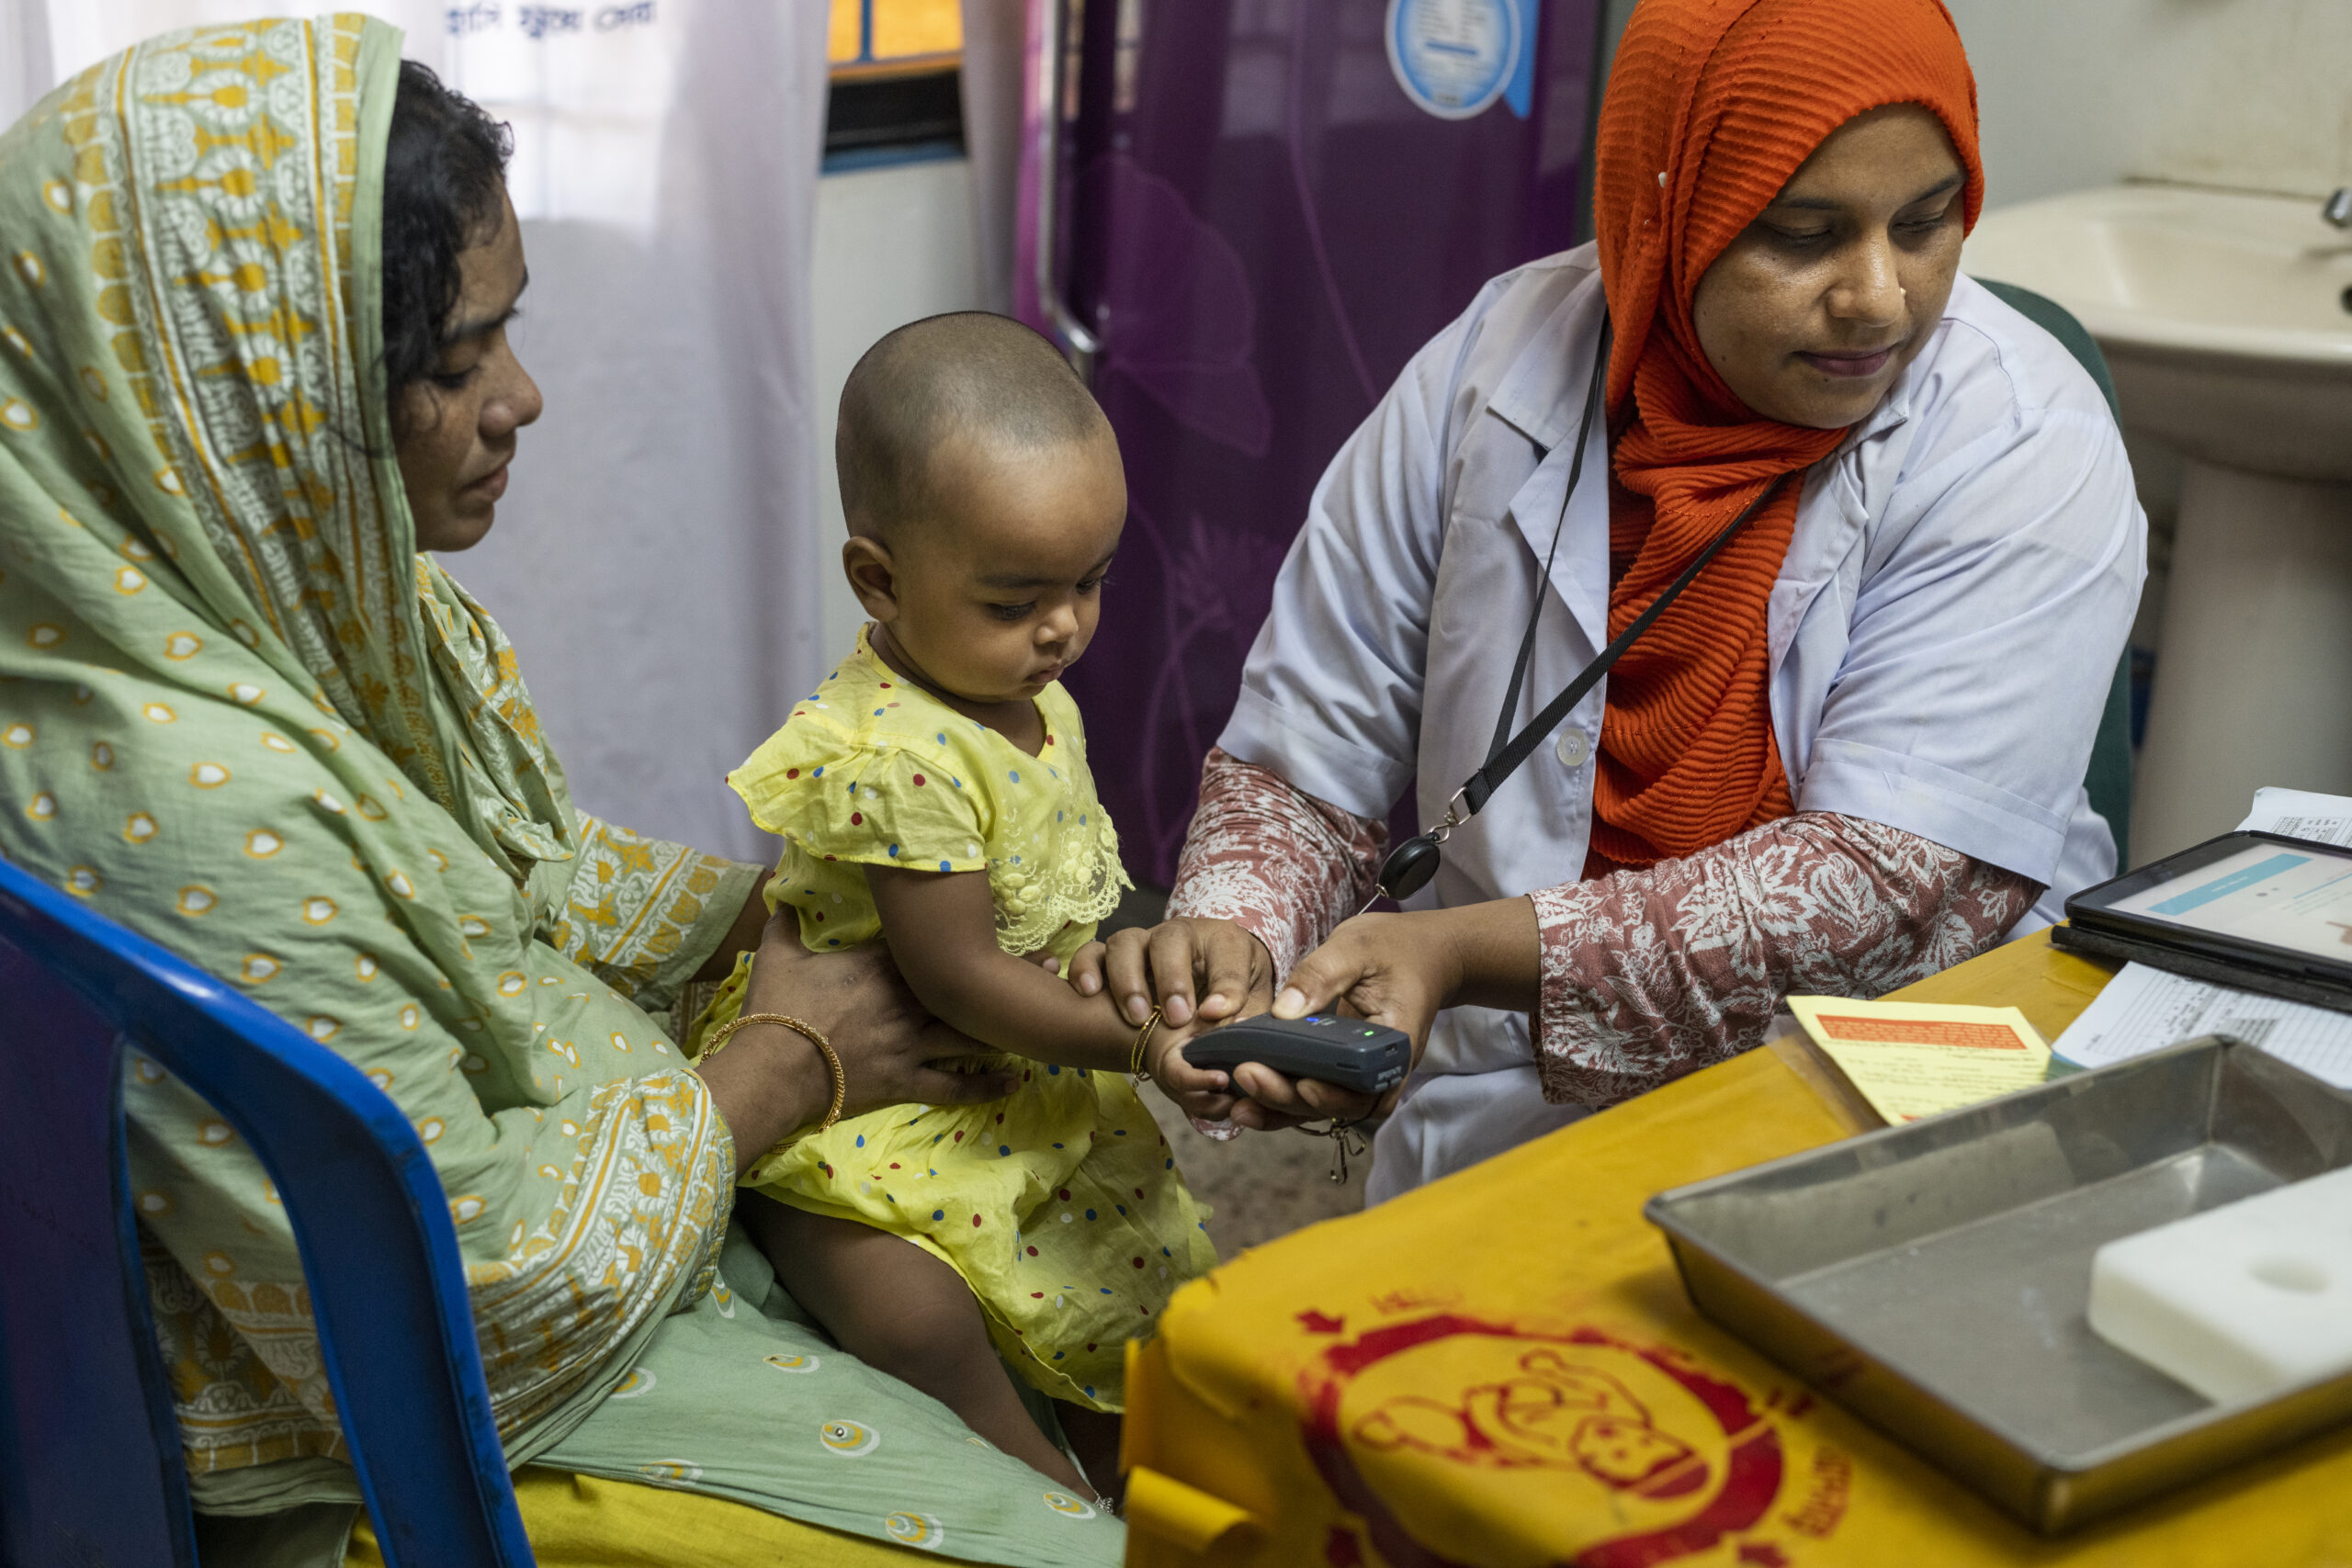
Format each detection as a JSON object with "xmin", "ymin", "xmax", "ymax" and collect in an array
[{"xmin": 0, "ymin": 854, "xmax": 535, "ymax": 1567}]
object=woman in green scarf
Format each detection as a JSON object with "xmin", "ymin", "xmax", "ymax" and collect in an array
[{"xmin": 0, "ymin": 15, "xmax": 1125, "ymax": 1565}]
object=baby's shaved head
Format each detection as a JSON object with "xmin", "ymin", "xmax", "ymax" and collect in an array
[{"xmin": 836, "ymin": 311, "xmax": 1113, "ymax": 538}]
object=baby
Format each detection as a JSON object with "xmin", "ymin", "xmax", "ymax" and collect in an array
[{"xmin": 695, "ymin": 312, "xmax": 1224, "ymax": 1500}]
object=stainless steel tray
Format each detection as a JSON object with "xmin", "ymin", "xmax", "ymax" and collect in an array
[{"xmin": 1645, "ymin": 1037, "xmax": 2352, "ymax": 1533}]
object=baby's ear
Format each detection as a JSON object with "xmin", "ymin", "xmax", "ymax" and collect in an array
[{"xmin": 842, "ymin": 535, "xmax": 899, "ymax": 619}]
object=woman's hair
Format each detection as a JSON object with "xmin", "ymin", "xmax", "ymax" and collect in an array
[{"xmin": 379, "ymin": 61, "xmax": 513, "ymax": 434}]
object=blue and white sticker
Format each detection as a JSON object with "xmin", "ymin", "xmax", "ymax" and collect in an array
[{"xmin": 1385, "ymin": 0, "xmax": 1521, "ymax": 121}]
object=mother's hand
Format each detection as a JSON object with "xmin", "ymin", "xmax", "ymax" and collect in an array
[{"xmin": 695, "ymin": 908, "xmax": 1016, "ymax": 1174}]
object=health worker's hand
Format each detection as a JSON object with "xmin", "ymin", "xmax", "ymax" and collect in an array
[
  {"xmin": 1065, "ymin": 914, "xmax": 1276, "ymax": 1034},
  {"xmin": 1066, "ymin": 915, "xmax": 1275, "ymax": 1126},
  {"xmin": 1068, "ymin": 914, "xmax": 1383, "ymax": 1131},
  {"xmin": 1237, "ymin": 899, "xmax": 1541, "ymax": 1128}
]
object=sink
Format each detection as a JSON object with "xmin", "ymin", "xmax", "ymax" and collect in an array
[
  {"xmin": 1964, "ymin": 185, "xmax": 2352, "ymax": 481},
  {"xmin": 1962, "ymin": 186, "xmax": 2352, "ymax": 863}
]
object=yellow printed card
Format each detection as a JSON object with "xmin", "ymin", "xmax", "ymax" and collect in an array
[{"xmin": 1784, "ymin": 996, "xmax": 2052, "ymax": 1125}]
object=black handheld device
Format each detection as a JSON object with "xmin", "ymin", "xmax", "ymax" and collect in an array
[{"xmin": 1182, "ymin": 1014, "xmax": 1411, "ymax": 1096}]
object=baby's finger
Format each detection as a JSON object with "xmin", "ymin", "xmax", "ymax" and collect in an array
[
  {"xmin": 1229, "ymin": 1060, "xmax": 1379, "ymax": 1123},
  {"xmin": 1179, "ymin": 1087, "xmax": 1239, "ymax": 1122},
  {"xmin": 1154, "ymin": 1042, "xmax": 1229, "ymax": 1100}
]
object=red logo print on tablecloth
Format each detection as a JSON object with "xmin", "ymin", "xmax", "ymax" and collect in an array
[{"xmin": 1299, "ymin": 1316, "xmax": 1804, "ymax": 1567}]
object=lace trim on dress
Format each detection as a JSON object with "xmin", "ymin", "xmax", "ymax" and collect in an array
[{"xmin": 989, "ymin": 808, "xmax": 1132, "ymax": 955}]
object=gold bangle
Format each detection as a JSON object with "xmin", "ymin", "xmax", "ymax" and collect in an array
[
  {"xmin": 1129, "ymin": 1004, "xmax": 1163, "ymax": 1081},
  {"xmin": 696, "ymin": 1012, "xmax": 845, "ymax": 1138}
]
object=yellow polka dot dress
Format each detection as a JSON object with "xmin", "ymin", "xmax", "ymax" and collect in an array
[{"xmin": 701, "ymin": 627, "xmax": 1217, "ymax": 1411}]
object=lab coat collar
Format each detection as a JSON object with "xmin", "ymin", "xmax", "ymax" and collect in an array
[
  {"xmin": 1778, "ymin": 344, "xmax": 1931, "ymax": 594},
  {"xmin": 1764, "ymin": 344, "xmax": 1933, "ymax": 689},
  {"xmin": 1484, "ymin": 260, "xmax": 1607, "ymax": 453},
  {"xmin": 1485, "ymin": 274, "xmax": 1611, "ymax": 649}
]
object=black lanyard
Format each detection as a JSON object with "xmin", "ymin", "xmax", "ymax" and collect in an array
[{"xmin": 1373, "ymin": 321, "xmax": 1786, "ymax": 905}]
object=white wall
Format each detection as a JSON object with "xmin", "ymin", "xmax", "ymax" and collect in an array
[
  {"xmin": 808, "ymin": 155, "xmax": 986, "ymax": 661},
  {"xmin": 1589, "ymin": 2, "xmax": 2352, "ymax": 212},
  {"xmin": 1935, "ymin": 0, "xmax": 2352, "ymax": 660},
  {"xmin": 1946, "ymin": 0, "xmax": 2352, "ymax": 209}
]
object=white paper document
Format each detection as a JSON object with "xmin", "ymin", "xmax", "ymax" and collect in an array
[
  {"xmin": 2241, "ymin": 786, "xmax": 2352, "ymax": 846},
  {"xmin": 2052, "ymin": 962, "xmax": 2352, "ymax": 1088},
  {"xmin": 2051, "ymin": 788, "xmax": 2352, "ymax": 1088}
]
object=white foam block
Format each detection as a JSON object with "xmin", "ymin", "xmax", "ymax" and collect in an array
[{"xmin": 2088, "ymin": 1165, "xmax": 2352, "ymax": 1405}]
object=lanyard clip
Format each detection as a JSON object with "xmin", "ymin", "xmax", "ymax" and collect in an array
[{"xmin": 1368, "ymin": 786, "xmax": 1470, "ymax": 908}]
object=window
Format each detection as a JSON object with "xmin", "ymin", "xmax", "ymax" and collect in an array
[
  {"xmin": 824, "ymin": 0, "xmax": 965, "ymax": 169},
  {"xmin": 829, "ymin": 0, "xmax": 963, "ymax": 74}
]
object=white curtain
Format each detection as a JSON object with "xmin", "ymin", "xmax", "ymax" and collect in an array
[
  {"xmin": 957, "ymin": 0, "xmax": 1025, "ymax": 314},
  {"xmin": 4, "ymin": 1, "xmax": 832, "ymax": 860}
]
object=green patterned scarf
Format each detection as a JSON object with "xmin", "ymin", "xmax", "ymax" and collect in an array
[{"xmin": 0, "ymin": 7, "xmax": 741, "ymax": 1502}]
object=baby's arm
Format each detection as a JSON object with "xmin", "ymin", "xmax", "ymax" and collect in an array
[{"xmin": 867, "ymin": 865, "xmax": 1232, "ymax": 1111}]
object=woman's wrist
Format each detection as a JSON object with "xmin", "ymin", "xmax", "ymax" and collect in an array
[
  {"xmin": 1424, "ymin": 896, "xmax": 1541, "ymax": 1015},
  {"xmin": 693, "ymin": 872, "xmax": 775, "ymax": 983},
  {"xmin": 695, "ymin": 1021, "xmax": 832, "ymax": 1177}
]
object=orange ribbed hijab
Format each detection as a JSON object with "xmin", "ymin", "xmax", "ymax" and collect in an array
[{"xmin": 1585, "ymin": 0, "xmax": 1983, "ymax": 873}]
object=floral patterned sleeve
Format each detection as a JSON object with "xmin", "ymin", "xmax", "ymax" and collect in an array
[
  {"xmin": 1165, "ymin": 755, "xmax": 2041, "ymax": 1113},
  {"xmin": 550, "ymin": 812, "xmax": 764, "ymax": 1014},
  {"xmin": 1533, "ymin": 812, "xmax": 2040, "ymax": 1105},
  {"xmin": 1164, "ymin": 748, "xmax": 1388, "ymax": 977}
]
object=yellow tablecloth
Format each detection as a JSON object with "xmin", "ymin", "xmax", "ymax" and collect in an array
[
  {"xmin": 1122, "ymin": 931, "xmax": 2352, "ymax": 1565},
  {"xmin": 346, "ymin": 1470, "xmax": 929, "ymax": 1567}
]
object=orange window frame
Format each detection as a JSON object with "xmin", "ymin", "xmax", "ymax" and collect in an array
[{"xmin": 829, "ymin": 0, "xmax": 962, "ymax": 79}]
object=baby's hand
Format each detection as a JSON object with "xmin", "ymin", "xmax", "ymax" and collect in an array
[{"xmin": 1142, "ymin": 1014, "xmax": 1238, "ymax": 1123}]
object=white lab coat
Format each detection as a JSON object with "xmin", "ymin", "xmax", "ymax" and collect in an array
[{"xmin": 1216, "ymin": 243, "xmax": 2146, "ymax": 1201}]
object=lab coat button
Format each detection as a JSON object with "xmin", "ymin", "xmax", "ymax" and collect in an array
[{"xmin": 1555, "ymin": 729, "xmax": 1590, "ymax": 768}]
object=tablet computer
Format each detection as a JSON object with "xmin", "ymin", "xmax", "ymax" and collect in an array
[{"xmin": 2054, "ymin": 830, "xmax": 2352, "ymax": 1011}]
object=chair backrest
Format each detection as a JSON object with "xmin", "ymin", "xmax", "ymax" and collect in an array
[
  {"xmin": 1973, "ymin": 276, "xmax": 2137, "ymax": 865},
  {"xmin": 0, "ymin": 856, "xmax": 535, "ymax": 1568}
]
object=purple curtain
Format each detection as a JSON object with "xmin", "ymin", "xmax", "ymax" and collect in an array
[{"xmin": 1026, "ymin": 0, "xmax": 1604, "ymax": 885}]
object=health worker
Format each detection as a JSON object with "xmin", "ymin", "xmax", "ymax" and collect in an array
[{"xmin": 1075, "ymin": 0, "xmax": 2144, "ymax": 1200}]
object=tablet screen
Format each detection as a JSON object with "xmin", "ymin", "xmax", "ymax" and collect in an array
[{"xmin": 2111, "ymin": 841, "xmax": 2352, "ymax": 961}]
